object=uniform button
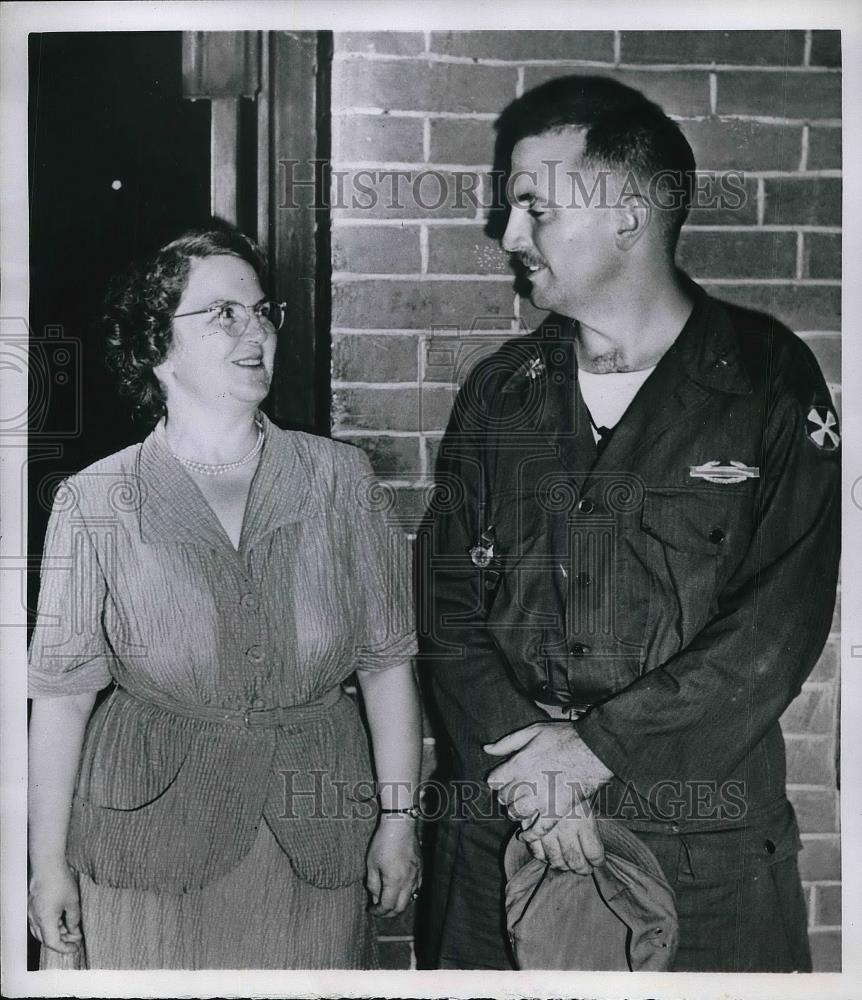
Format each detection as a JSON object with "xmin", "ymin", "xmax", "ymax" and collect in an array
[
  {"xmin": 484, "ymin": 578, "xmax": 496, "ymax": 591},
  {"xmin": 246, "ymin": 645, "xmax": 264, "ymax": 663},
  {"xmin": 537, "ymin": 682, "xmax": 550, "ymax": 696},
  {"xmin": 577, "ymin": 499, "xmax": 595, "ymax": 514},
  {"xmin": 708, "ymin": 527, "xmax": 725, "ymax": 545},
  {"xmin": 251, "ymin": 697, "xmax": 266, "ymax": 709},
  {"xmin": 576, "ymin": 573, "xmax": 592, "ymax": 587},
  {"xmin": 570, "ymin": 643, "xmax": 590, "ymax": 656},
  {"xmin": 241, "ymin": 592, "xmax": 259, "ymax": 610},
  {"xmin": 764, "ymin": 838, "xmax": 776, "ymax": 855},
  {"xmin": 671, "ymin": 823, "xmax": 681, "ymax": 833}
]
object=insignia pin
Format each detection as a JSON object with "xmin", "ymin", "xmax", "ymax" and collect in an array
[
  {"xmin": 806, "ymin": 406, "xmax": 840, "ymax": 451},
  {"xmin": 469, "ymin": 526, "xmax": 496, "ymax": 568},
  {"xmin": 524, "ymin": 357, "xmax": 545, "ymax": 380},
  {"xmin": 689, "ymin": 460, "xmax": 760, "ymax": 484}
]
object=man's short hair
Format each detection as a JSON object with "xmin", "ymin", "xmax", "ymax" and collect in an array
[{"xmin": 495, "ymin": 75, "xmax": 697, "ymax": 250}]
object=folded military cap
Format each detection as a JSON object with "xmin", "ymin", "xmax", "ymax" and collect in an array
[{"xmin": 504, "ymin": 819, "xmax": 679, "ymax": 971}]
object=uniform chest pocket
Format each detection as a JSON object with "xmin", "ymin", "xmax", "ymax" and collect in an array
[
  {"xmin": 491, "ymin": 482, "xmax": 570, "ymax": 556},
  {"xmin": 641, "ymin": 488, "xmax": 747, "ymax": 555}
]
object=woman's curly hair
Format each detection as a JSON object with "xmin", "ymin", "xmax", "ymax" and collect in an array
[{"xmin": 104, "ymin": 226, "xmax": 267, "ymax": 424}]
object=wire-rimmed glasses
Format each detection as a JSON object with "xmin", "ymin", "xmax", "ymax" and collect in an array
[{"xmin": 174, "ymin": 299, "xmax": 287, "ymax": 337}]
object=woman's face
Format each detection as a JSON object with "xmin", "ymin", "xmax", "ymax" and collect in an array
[{"xmin": 155, "ymin": 254, "xmax": 277, "ymax": 414}]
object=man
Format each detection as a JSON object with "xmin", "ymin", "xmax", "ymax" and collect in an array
[{"xmin": 419, "ymin": 76, "xmax": 839, "ymax": 972}]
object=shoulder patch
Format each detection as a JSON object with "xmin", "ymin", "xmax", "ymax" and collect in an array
[{"xmin": 805, "ymin": 404, "xmax": 840, "ymax": 451}]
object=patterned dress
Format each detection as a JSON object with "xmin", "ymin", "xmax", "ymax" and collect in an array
[{"xmin": 29, "ymin": 416, "xmax": 417, "ymax": 969}]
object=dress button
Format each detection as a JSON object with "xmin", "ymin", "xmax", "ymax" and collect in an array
[
  {"xmin": 577, "ymin": 499, "xmax": 595, "ymax": 515},
  {"xmin": 570, "ymin": 643, "xmax": 590, "ymax": 656},
  {"xmin": 708, "ymin": 527, "xmax": 725, "ymax": 545},
  {"xmin": 484, "ymin": 578, "xmax": 496, "ymax": 591},
  {"xmin": 241, "ymin": 592, "xmax": 259, "ymax": 610},
  {"xmin": 576, "ymin": 573, "xmax": 592, "ymax": 587},
  {"xmin": 251, "ymin": 697, "xmax": 266, "ymax": 710},
  {"xmin": 246, "ymin": 645, "xmax": 264, "ymax": 663},
  {"xmin": 764, "ymin": 838, "xmax": 776, "ymax": 855}
]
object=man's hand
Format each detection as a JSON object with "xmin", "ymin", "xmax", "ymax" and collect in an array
[
  {"xmin": 484, "ymin": 722, "xmax": 614, "ymax": 837},
  {"xmin": 522, "ymin": 810, "xmax": 606, "ymax": 873}
]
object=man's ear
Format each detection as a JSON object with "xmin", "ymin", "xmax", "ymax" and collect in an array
[{"xmin": 614, "ymin": 193, "xmax": 651, "ymax": 251}]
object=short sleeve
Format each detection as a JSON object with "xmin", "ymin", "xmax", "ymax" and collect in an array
[
  {"xmin": 28, "ymin": 479, "xmax": 115, "ymax": 697},
  {"xmin": 342, "ymin": 449, "xmax": 418, "ymax": 673}
]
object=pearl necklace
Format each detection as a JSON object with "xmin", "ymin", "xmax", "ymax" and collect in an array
[{"xmin": 171, "ymin": 421, "xmax": 264, "ymax": 476}]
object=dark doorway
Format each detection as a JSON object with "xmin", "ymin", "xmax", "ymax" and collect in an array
[{"xmin": 28, "ymin": 31, "xmax": 212, "ymax": 549}]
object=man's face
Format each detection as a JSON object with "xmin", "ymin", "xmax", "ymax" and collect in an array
[{"xmin": 502, "ymin": 129, "xmax": 621, "ymax": 319}]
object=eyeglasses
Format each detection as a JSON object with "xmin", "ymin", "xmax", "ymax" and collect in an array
[{"xmin": 174, "ymin": 299, "xmax": 287, "ymax": 337}]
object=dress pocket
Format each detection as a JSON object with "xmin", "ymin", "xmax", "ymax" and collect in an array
[
  {"xmin": 78, "ymin": 690, "xmax": 192, "ymax": 812},
  {"xmin": 263, "ymin": 694, "xmax": 378, "ymax": 889}
]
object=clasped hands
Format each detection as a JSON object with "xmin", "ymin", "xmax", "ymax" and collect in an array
[{"xmin": 484, "ymin": 722, "xmax": 614, "ymax": 874}]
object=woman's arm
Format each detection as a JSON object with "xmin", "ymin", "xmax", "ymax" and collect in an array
[
  {"xmin": 357, "ymin": 661, "xmax": 423, "ymax": 917},
  {"xmin": 28, "ymin": 691, "xmax": 96, "ymax": 953}
]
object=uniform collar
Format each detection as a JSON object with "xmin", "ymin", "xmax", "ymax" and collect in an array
[
  {"xmin": 503, "ymin": 281, "xmax": 752, "ymax": 399},
  {"xmin": 494, "ymin": 283, "xmax": 752, "ymax": 486},
  {"xmin": 667, "ymin": 280, "xmax": 753, "ymax": 396},
  {"xmin": 136, "ymin": 412, "xmax": 315, "ymax": 551},
  {"xmin": 576, "ymin": 283, "xmax": 753, "ymax": 487}
]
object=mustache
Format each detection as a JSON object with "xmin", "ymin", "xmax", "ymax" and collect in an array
[{"xmin": 510, "ymin": 252, "xmax": 549, "ymax": 273}]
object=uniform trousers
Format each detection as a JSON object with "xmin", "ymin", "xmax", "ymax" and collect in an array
[{"xmin": 428, "ymin": 813, "xmax": 811, "ymax": 972}]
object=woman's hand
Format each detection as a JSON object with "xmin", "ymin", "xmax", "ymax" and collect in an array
[
  {"xmin": 28, "ymin": 692, "xmax": 95, "ymax": 955},
  {"xmin": 365, "ymin": 817, "xmax": 423, "ymax": 918},
  {"xmin": 356, "ymin": 661, "xmax": 423, "ymax": 917},
  {"xmin": 28, "ymin": 860, "xmax": 83, "ymax": 954}
]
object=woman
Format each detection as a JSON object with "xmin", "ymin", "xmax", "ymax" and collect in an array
[{"xmin": 27, "ymin": 227, "xmax": 422, "ymax": 969}]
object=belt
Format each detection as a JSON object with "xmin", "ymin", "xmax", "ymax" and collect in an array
[
  {"xmin": 115, "ymin": 683, "xmax": 344, "ymax": 728},
  {"xmin": 535, "ymin": 700, "xmax": 592, "ymax": 721}
]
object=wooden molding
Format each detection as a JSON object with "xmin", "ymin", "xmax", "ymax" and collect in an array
[{"xmin": 181, "ymin": 32, "xmax": 260, "ymax": 99}]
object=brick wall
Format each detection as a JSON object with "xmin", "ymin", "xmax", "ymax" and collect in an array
[{"xmin": 328, "ymin": 29, "xmax": 842, "ymax": 971}]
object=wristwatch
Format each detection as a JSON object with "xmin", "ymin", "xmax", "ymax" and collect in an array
[{"xmin": 379, "ymin": 805, "xmax": 422, "ymax": 819}]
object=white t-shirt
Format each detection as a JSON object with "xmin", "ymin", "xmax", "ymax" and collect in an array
[{"xmin": 577, "ymin": 366, "xmax": 657, "ymax": 443}]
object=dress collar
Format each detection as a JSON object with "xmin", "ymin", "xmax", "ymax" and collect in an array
[{"xmin": 136, "ymin": 412, "xmax": 317, "ymax": 550}]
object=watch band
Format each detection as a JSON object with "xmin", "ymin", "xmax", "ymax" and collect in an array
[{"xmin": 379, "ymin": 805, "xmax": 422, "ymax": 819}]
